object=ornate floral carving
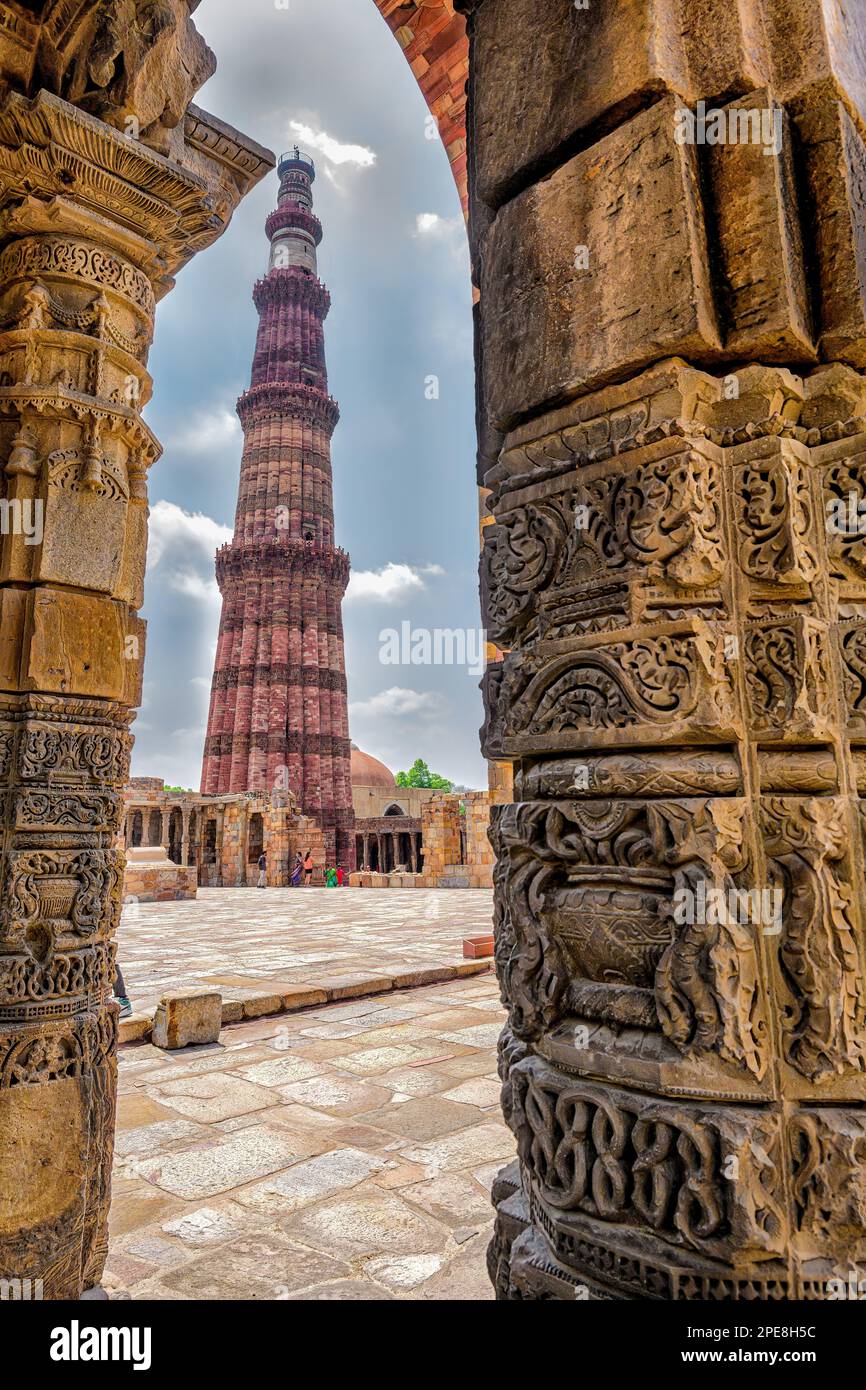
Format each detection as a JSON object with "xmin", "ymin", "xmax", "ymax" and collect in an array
[
  {"xmin": 733, "ymin": 456, "xmax": 818, "ymax": 584},
  {"xmin": 762, "ymin": 798, "xmax": 866, "ymax": 1081},
  {"xmin": 0, "ymin": 237, "xmax": 154, "ymax": 316},
  {"xmin": 1, "ymin": 849, "xmax": 124, "ymax": 947},
  {"xmin": 494, "ymin": 796, "xmax": 767, "ymax": 1077},
  {"xmin": 744, "ymin": 619, "xmax": 830, "ymax": 735},
  {"xmin": 790, "ymin": 1110, "xmax": 866, "ymax": 1256},
  {"xmin": 485, "ymin": 629, "xmax": 734, "ymax": 755},
  {"xmin": 823, "ymin": 449, "xmax": 866, "ymax": 583},
  {"xmin": 840, "ymin": 622, "xmax": 866, "ymax": 732},
  {"xmin": 17, "ymin": 726, "xmax": 129, "ymax": 783},
  {"xmin": 12, "ymin": 787, "xmax": 121, "ymax": 832}
]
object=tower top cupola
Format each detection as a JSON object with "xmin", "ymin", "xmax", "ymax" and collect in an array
[{"xmin": 266, "ymin": 146, "xmax": 322, "ymax": 275}]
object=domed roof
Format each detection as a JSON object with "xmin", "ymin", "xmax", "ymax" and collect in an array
[{"xmin": 350, "ymin": 744, "xmax": 395, "ymax": 789}]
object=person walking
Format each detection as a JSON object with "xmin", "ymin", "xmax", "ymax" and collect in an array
[
  {"xmin": 290, "ymin": 851, "xmax": 303, "ymax": 887},
  {"xmin": 302, "ymin": 849, "xmax": 313, "ymax": 886},
  {"xmin": 114, "ymin": 963, "xmax": 132, "ymax": 1020},
  {"xmin": 257, "ymin": 850, "xmax": 267, "ymax": 888}
]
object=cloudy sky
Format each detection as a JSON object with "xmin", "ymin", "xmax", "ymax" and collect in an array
[{"xmin": 136, "ymin": 0, "xmax": 485, "ymax": 791}]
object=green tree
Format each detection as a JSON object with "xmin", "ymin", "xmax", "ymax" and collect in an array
[{"xmin": 395, "ymin": 758, "xmax": 453, "ymax": 792}]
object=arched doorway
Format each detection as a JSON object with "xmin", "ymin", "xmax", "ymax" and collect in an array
[
  {"xmin": 168, "ymin": 807, "xmax": 183, "ymax": 864},
  {"xmin": 248, "ymin": 812, "xmax": 264, "ymax": 865}
]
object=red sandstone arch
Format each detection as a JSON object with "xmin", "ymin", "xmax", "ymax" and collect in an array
[{"xmin": 371, "ymin": 1, "xmax": 468, "ymax": 214}]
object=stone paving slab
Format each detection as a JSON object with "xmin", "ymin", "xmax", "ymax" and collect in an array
[
  {"xmin": 107, "ymin": 972, "xmax": 510, "ymax": 1300},
  {"xmin": 118, "ymin": 887, "xmax": 494, "ymax": 1022}
]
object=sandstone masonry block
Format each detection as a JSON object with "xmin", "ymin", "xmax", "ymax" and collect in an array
[
  {"xmin": 480, "ymin": 97, "xmax": 720, "ymax": 429},
  {"xmin": 706, "ymin": 93, "xmax": 814, "ymax": 361},
  {"xmin": 152, "ymin": 989, "xmax": 222, "ymax": 1050}
]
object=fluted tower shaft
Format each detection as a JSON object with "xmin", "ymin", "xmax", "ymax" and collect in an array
[{"xmin": 201, "ymin": 151, "xmax": 355, "ymax": 872}]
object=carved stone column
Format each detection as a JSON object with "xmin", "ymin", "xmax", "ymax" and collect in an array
[
  {"xmin": 0, "ymin": 4, "xmax": 271, "ymax": 1298},
  {"xmin": 465, "ymin": 0, "xmax": 866, "ymax": 1300}
]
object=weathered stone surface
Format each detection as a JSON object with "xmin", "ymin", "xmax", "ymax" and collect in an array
[
  {"xmin": 791, "ymin": 88, "xmax": 866, "ymax": 366},
  {"xmin": 0, "ymin": 2, "xmax": 271, "ymax": 1298},
  {"xmin": 706, "ymin": 93, "xmax": 814, "ymax": 361},
  {"xmin": 468, "ymin": 0, "xmax": 688, "ymax": 208},
  {"xmin": 151, "ymin": 990, "xmax": 223, "ymax": 1051},
  {"xmin": 470, "ymin": 0, "xmax": 866, "ymax": 1301},
  {"xmin": 480, "ymin": 98, "xmax": 720, "ymax": 429}
]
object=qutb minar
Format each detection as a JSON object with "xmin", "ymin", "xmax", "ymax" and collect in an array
[{"xmin": 201, "ymin": 149, "xmax": 355, "ymax": 872}]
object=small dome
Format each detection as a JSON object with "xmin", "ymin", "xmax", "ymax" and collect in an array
[{"xmin": 351, "ymin": 744, "xmax": 395, "ymax": 789}]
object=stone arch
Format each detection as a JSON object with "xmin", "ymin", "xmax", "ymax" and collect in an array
[
  {"xmin": 384, "ymin": 802, "xmax": 406, "ymax": 816},
  {"xmin": 6, "ymin": 0, "xmax": 866, "ymax": 1310}
]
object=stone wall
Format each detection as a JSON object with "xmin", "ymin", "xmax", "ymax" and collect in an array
[
  {"xmin": 0, "ymin": 4, "xmax": 270, "ymax": 1297},
  {"xmin": 420, "ymin": 790, "xmax": 493, "ymax": 888},
  {"xmin": 466, "ymin": 0, "xmax": 866, "ymax": 1301},
  {"xmin": 123, "ymin": 781, "xmax": 326, "ymax": 888}
]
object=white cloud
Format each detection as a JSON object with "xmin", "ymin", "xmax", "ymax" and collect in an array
[
  {"xmin": 345, "ymin": 561, "xmax": 444, "ymax": 605},
  {"xmin": 349, "ymin": 687, "xmax": 446, "ymax": 719},
  {"xmin": 289, "ymin": 120, "xmax": 376, "ymax": 169},
  {"xmin": 147, "ymin": 500, "xmax": 231, "ymax": 608},
  {"xmin": 414, "ymin": 212, "xmax": 464, "ymax": 239},
  {"xmin": 173, "ymin": 405, "xmax": 241, "ymax": 455}
]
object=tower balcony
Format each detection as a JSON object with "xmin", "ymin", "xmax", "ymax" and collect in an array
[
  {"xmin": 266, "ymin": 203, "xmax": 323, "ymax": 245},
  {"xmin": 215, "ymin": 536, "xmax": 350, "ymax": 590},
  {"xmin": 235, "ymin": 379, "xmax": 340, "ymax": 431},
  {"xmin": 252, "ymin": 268, "xmax": 331, "ymax": 316}
]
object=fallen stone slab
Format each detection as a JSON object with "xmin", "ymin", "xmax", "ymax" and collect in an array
[
  {"xmin": 118, "ymin": 1011, "xmax": 152, "ymax": 1045},
  {"xmin": 151, "ymin": 989, "xmax": 222, "ymax": 1050}
]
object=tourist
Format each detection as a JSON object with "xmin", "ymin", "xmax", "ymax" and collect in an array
[
  {"xmin": 325, "ymin": 866, "xmax": 338, "ymax": 887},
  {"xmin": 257, "ymin": 849, "xmax": 267, "ymax": 888},
  {"xmin": 336, "ymin": 867, "xmax": 344, "ymax": 887},
  {"xmin": 290, "ymin": 851, "xmax": 303, "ymax": 887},
  {"xmin": 303, "ymin": 849, "xmax": 313, "ymax": 885},
  {"xmin": 114, "ymin": 964, "xmax": 132, "ymax": 1021}
]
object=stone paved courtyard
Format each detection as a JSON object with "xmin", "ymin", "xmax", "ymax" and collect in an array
[
  {"xmin": 119, "ymin": 887, "xmax": 494, "ymax": 1016},
  {"xmin": 108, "ymin": 970, "xmax": 511, "ymax": 1300}
]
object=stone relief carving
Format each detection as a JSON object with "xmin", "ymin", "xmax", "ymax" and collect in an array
[
  {"xmin": 762, "ymin": 797, "xmax": 866, "ymax": 1082},
  {"xmin": 493, "ymin": 796, "xmax": 766, "ymax": 1078},
  {"xmin": 733, "ymin": 455, "xmax": 818, "ymax": 584},
  {"xmin": 510, "ymin": 1056, "xmax": 785, "ymax": 1261}
]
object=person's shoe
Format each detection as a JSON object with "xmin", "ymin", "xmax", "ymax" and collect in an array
[{"xmin": 115, "ymin": 996, "xmax": 132, "ymax": 1019}]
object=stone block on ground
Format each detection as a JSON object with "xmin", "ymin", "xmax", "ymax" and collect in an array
[
  {"xmin": 152, "ymin": 989, "xmax": 222, "ymax": 1050},
  {"xmin": 463, "ymin": 935, "xmax": 495, "ymax": 960}
]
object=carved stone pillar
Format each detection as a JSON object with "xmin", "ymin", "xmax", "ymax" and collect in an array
[
  {"xmin": 465, "ymin": 0, "xmax": 866, "ymax": 1300},
  {"xmin": 0, "ymin": 5, "xmax": 271, "ymax": 1298}
]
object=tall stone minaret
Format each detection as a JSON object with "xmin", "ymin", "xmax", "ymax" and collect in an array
[{"xmin": 201, "ymin": 149, "xmax": 355, "ymax": 872}]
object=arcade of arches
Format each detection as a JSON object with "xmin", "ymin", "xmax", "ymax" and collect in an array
[{"xmin": 3, "ymin": 0, "xmax": 866, "ymax": 1304}]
